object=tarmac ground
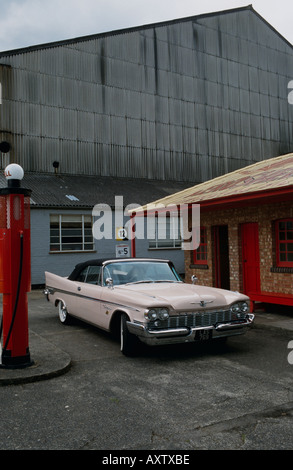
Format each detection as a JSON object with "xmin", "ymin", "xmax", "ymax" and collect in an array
[
  {"xmin": 0, "ymin": 291, "xmax": 293, "ymax": 451},
  {"xmin": 0, "ymin": 290, "xmax": 292, "ymax": 386}
]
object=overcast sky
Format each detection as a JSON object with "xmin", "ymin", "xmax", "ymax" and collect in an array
[{"xmin": 0, "ymin": 0, "xmax": 292, "ymax": 52}]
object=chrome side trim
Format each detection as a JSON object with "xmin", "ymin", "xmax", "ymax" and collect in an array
[{"xmin": 45, "ymin": 285, "xmax": 140, "ymax": 312}]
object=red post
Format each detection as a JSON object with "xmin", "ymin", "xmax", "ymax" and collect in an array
[
  {"xmin": 130, "ymin": 213, "xmax": 136, "ymax": 258},
  {"xmin": 0, "ymin": 164, "xmax": 33, "ymax": 368}
]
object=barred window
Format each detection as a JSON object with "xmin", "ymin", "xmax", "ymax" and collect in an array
[
  {"xmin": 148, "ymin": 216, "xmax": 182, "ymax": 249},
  {"xmin": 276, "ymin": 219, "xmax": 293, "ymax": 267},
  {"xmin": 50, "ymin": 214, "xmax": 94, "ymax": 252},
  {"xmin": 193, "ymin": 227, "xmax": 207, "ymax": 265}
]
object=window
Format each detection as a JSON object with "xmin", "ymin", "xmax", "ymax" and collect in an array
[
  {"xmin": 148, "ymin": 216, "xmax": 182, "ymax": 249},
  {"xmin": 276, "ymin": 219, "xmax": 293, "ymax": 267},
  {"xmin": 50, "ymin": 214, "xmax": 94, "ymax": 252},
  {"xmin": 75, "ymin": 265, "xmax": 101, "ymax": 284},
  {"xmin": 193, "ymin": 227, "xmax": 207, "ymax": 265}
]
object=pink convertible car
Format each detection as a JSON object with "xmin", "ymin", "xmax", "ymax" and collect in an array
[{"xmin": 44, "ymin": 258, "xmax": 254, "ymax": 355}]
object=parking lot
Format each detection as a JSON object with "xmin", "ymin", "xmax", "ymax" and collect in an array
[{"xmin": 0, "ymin": 290, "xmax": 293, "ymax": 451}]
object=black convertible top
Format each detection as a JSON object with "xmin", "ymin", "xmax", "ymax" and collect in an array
[
  {"xmin": 68, "ymin": 259, "xmax": 109, "ymax": 280},
  {"xmin": 67, "ymin": 257, "xmax": 171, "ymax": 281}
]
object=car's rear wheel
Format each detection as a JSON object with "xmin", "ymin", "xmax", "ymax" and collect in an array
[
  {"xmin": 120, "ymin": 313, "xmax": 137, "ymax": 356},
  {"xmin": 58, "ymin": 301, "xmax": 71, "ymax": 324}
]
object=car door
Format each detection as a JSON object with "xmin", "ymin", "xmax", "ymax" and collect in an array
[{"xmin": 72, "ymin": 265, "xmax": 103, "ymax": 326}]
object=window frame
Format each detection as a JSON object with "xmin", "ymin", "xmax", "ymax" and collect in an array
[
  {"xmin": 75, "ymin": 265, "xmax": 101, "ymax": 284},
  {"xmin": 192, "ymin": 226, "xmax": 208, "ymax": 265},
  {"xmin": 148, "ymin": 215, "xmax": 182, "ymax": 250},
  {"xmin": 275, "ymin": 218, "xmax": 293, "ymax": 267},
  {"xmin": 50, "ymin": 214, "xmax": 95, "ymax": 253}
]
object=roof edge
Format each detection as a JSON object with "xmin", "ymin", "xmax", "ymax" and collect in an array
[
  {"xmin": 249, "ymin": 6, "xmax": 293, "ymax": 49},
  {"xmin": 129, "ymin": 153, "xmax": 293, "ymax": 214},
  {"xmin": 197, "ymin": 184, "xmax": 293, "ymax": 210},
  {"xmin": 133, "ymin": 184, "xmax": 293, "ymax": 216},
  {"xmin": 1, "ymin": 4, "xmax": 285, "ymax": 58}
]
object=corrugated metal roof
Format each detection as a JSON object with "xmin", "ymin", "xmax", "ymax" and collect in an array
[
  {"xmin": 132, "ymin": 152, "xmax": 293, "ymax": 211},
  {"xmin": 0, "ymin": 173, "xmax": 191, "ymax": 209}
]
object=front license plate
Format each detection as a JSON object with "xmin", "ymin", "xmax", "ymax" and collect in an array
[{"xmin": 195, "ymin": 329, "xmax": 212, "ymax": 341}]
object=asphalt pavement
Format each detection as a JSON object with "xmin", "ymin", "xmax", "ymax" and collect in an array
[{"xmin": 0, "ymin": 291, "xmax": 292, "ymax": 386}]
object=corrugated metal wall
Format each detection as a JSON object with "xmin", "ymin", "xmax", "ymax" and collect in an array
[{"xmin": 0, "ymin": 7, "xmax": 292, "ymax": 182}]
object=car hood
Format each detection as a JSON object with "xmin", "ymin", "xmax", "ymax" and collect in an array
[{"xmin": 114, "ymin": 282, "xmax": 248, "ymax": 311}]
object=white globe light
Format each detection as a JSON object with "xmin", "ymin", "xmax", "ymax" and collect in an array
[{"xmin": 4, "ymin": 164, "xmax": 24, "ymax": 181}]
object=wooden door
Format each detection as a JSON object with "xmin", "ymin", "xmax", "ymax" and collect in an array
[
  {"xmin": 241, "ymin": 223, "xmax": 261, "ymax": 295},
  {"xmin": 213, "ymin": 225, "xmax": 230, "ymax": 290}
]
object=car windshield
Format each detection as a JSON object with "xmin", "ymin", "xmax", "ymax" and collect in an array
[{"xmin": 102, "ymin": 261, "xmax": 181, "ymax": 286}]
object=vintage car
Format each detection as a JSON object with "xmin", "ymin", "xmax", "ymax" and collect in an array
[{"xmin": 44, "ymin": 258, "xmax": 254, "ymax": 355}]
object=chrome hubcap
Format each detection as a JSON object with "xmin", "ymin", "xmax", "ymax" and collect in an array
[{"xmin": 59, "ymin": 303, "xmax": 67, "ymax": 322}]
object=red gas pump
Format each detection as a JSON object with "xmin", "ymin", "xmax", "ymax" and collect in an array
[{"xmin": 0, "ymin": 164, "xmax": 33, "ymax": 368}]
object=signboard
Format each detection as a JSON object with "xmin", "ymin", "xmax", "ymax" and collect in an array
[
  {"xmin": 116, "ymin": 244, "xmax": 130, "ymax": 258},
  {"xmin": 116, "ymin": 227, "xmax": 128, "ymax": 241}
]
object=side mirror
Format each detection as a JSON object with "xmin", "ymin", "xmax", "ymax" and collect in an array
[
  {"xmin": 106, "ymin": 277, "xmax": 113, "ymax": 288},
  {"xmin": 191, "ymin": 275, "xmax": 198, "ymax": 285}
]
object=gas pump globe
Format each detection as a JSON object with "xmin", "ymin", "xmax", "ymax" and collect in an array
[{"xmin": 0, "ymin": 164, "xmax": 33, "ymax": 368}]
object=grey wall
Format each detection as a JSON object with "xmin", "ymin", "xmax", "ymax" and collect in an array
[
  {"xmin": 30, "ymin": 208, "xmax": 185, "ymax": 285},
  {"xmin": 30, "ymin": 208, "xmax": 99, "ymax": 284}
]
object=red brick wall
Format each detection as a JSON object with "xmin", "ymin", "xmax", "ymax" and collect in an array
[{"xmin": 185, "ymin": 200, "xmax": 293, "ymax": 295}]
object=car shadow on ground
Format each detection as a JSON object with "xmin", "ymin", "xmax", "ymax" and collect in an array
[{"xmin": 56, "ymin": 313, "xmax": 251, "ymax": 362}]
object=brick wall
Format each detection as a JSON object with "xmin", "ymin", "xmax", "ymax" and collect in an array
[{"xmin": 185, "ymin": 200, "xmax": 293, "ymax": 295}]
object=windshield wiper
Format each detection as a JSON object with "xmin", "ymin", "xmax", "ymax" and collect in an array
[
  {"xmin": 124, "ymin": 279, "xmax": 181, "ymax": 285},
  {"xmin": 124, "ymin": 280, "xmax": 155, "ymax": 285}
]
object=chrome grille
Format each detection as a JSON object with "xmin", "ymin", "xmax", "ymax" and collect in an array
[{"xmin": 148, "ymin": 309, "xmax": 247, "ymax": 330}]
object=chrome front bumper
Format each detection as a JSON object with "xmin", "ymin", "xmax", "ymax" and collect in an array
[{"xmin": 127, "ymin": 314, "xmax": 255, "ymax": 346}]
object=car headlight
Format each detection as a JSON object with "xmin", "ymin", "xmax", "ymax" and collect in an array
[
  {"xmin": 145, "ymin": 308, "xmax": 169, "ymax": 321},
  {"xmin": 158, "ymin": 308, "xmax": 169, "ymax": 320},
  {"xmin": 240, "ymin": 301, "xmax": 249, "ymax": 313},
  {"xmin": 231, "ymin": 303, "xmax": 240, "ymax": 313},
  {"xmin": 146, "ymin": 309, "xmax": 158, "ymax": 321},
  {"xmin": 230, "ymin": 302, "xmax": 249, "ymax": 315}
]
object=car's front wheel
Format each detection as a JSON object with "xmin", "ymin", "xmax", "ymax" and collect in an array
[
  {"xmin": 58, "ymin": 301, "xmax": 71, "ymax": 325},
  {"xmin": 120, "ymin": 313, "xmax": 138, "ymax": 356}
]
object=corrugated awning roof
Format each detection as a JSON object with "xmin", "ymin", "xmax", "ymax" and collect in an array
[
  {"xmin": 130, "ymin": 153, "xmax": 293, "ymax": 213},
  {"xmin": 0, "ymin": 174, "xmax": 192, "ymax": 209}
]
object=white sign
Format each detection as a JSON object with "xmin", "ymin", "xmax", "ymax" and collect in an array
[{"xmin": 116, "ymin": 244, "xmax": 130, "ymax": 258}]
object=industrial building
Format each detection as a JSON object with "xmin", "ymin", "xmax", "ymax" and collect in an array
[{"xmin": 0, "ymin": 5, "xmax": 292, "ymax": 285}]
